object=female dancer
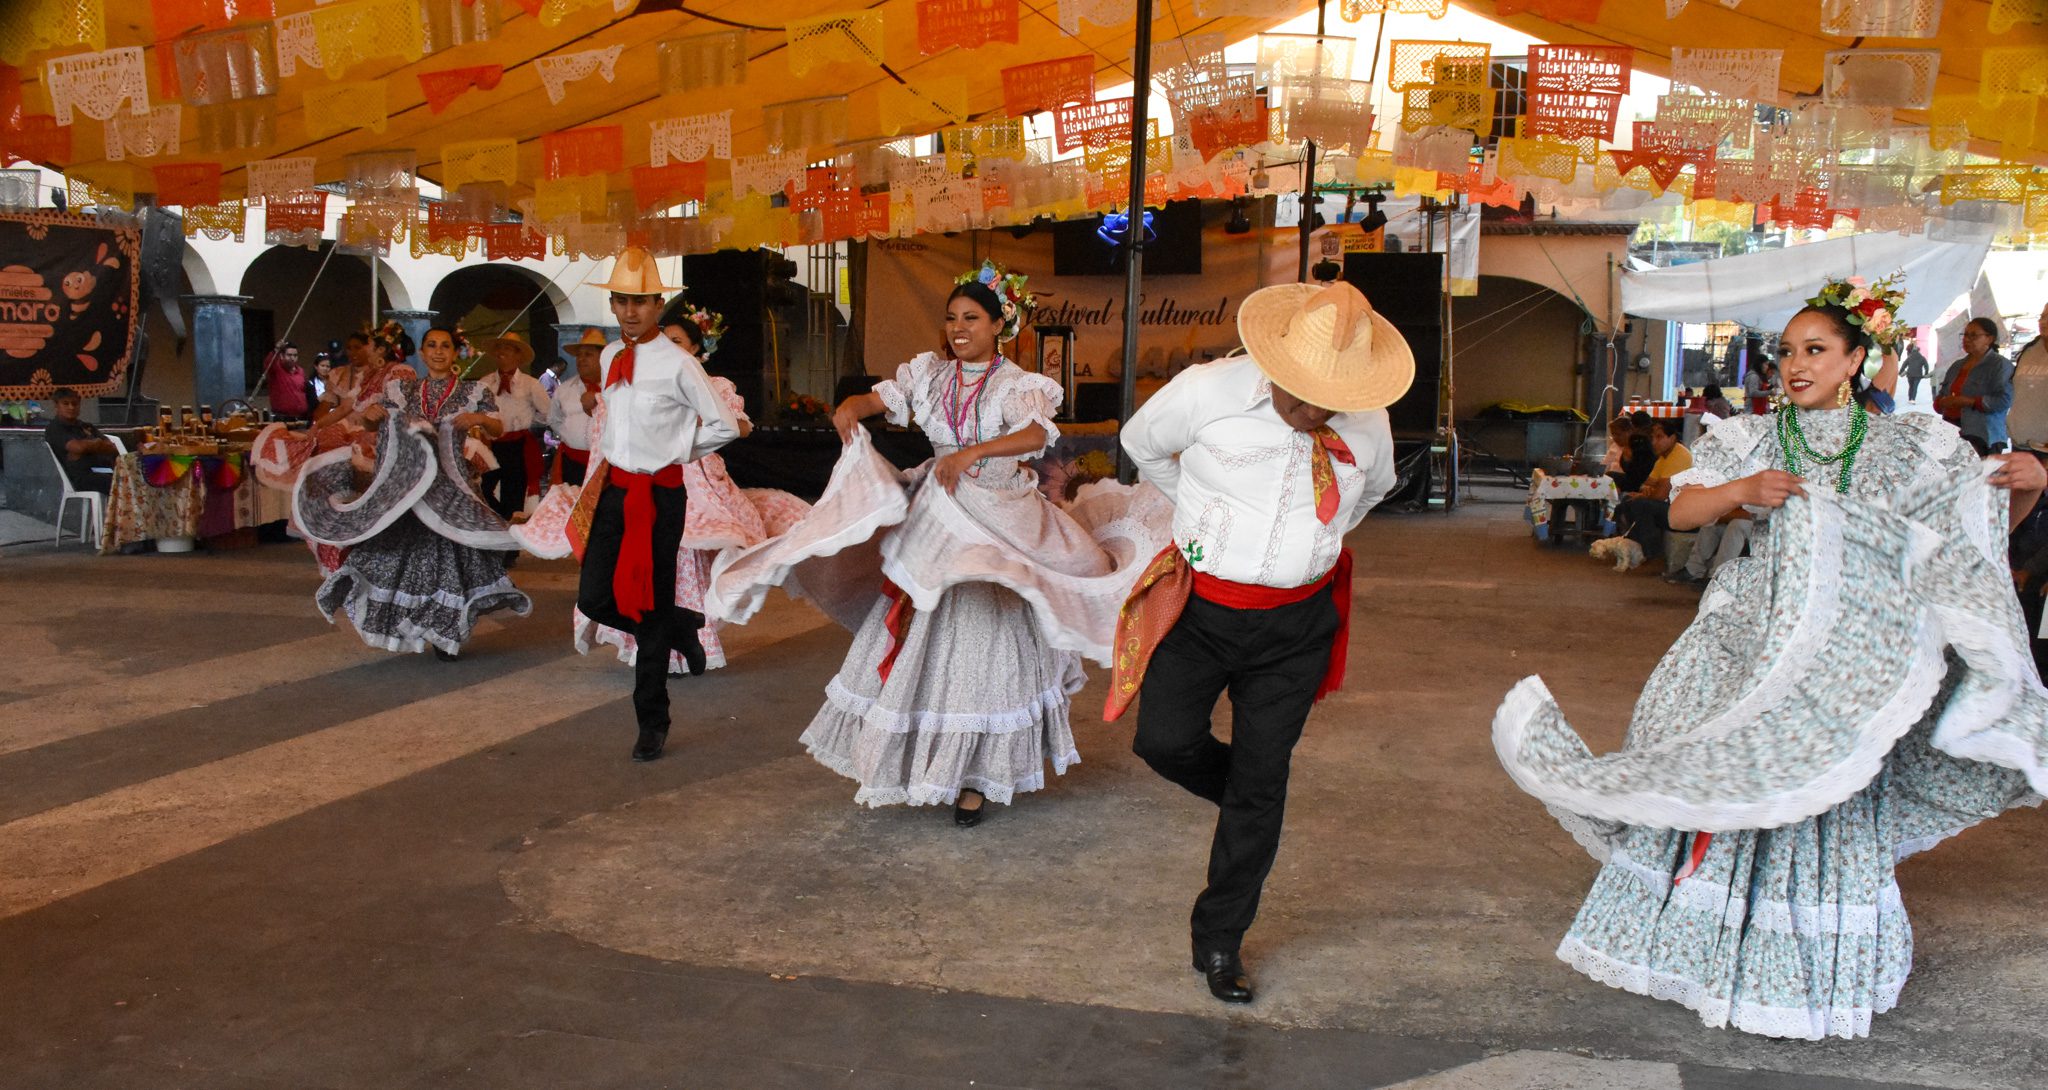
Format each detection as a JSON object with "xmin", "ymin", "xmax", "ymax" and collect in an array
[
  {"xmin": 510, "ymin": 303, "xmax": 807, "ymax": 672},
  {"xmin": 708, "ymin": 264, "xmax": 1170, "ymax": 826},
  {"xmin": 293, "ymin": 326, "xmax": 531, "ymax": 658},
  {"xmin": 253, "ymin": 324, "xmax": 419, "ymax": 572},
  {"xmin": 1493, "ymin": 280, "xmax": 2048, "ymax": 1040}
]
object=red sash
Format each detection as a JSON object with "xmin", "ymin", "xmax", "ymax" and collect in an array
[
  {"xmin": 1104, "ymin": 548, "xmax": 1353, "ymax": 721},
  {"xmin": 559, "ymin": 444, "xmax": 590, "ymax": 466},
  {"xmin": 608, "ymin": 464, "xmax": 684, "ymax": 622}
]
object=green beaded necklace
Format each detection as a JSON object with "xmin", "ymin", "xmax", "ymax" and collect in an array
[{"xmin": 1776, "ymin": 399, "xmax": 1869, "ymax": 495}]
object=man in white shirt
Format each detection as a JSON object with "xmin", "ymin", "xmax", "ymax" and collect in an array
[
  {"xmin": 547, "ymin": 328, "xmax": 606, "ymax": 487},
  {"xmin": 1113, "ymin": 281, "xmax": 1408, "ymax": 1005},
  {"xmin": 480, "ymin": 331, "xmax": 554, "ymax": 520},
  {"xmin": 576, "ymin": 247, "xmax": 741, "ymax": 762}
]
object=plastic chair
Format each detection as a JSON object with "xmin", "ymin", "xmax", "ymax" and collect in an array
[{"xmin": 48, "ymin": 445, "xmax": 102, "ymax": 546}]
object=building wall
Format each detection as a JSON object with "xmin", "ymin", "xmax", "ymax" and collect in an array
[{"xmin": 1450, "ymin": 275, "xmax": 1586, "ymax": 417}]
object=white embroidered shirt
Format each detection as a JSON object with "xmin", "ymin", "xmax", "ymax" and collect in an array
[
  {"xmin": 1120, "ymin": 356, "xmax": 1396, "ymax": 588},
  {"xmin": 597, "ymin": 334, "xmax": 741, "ymax": 472}
]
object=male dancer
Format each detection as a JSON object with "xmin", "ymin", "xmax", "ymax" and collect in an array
[
  {"xmin": 578, "ymin": 247, "xmax": 739, "ymax": 762},
  {"xmin": 547, "ymin": 328, "xmax": 606, "ymax": 487},
  {"xmin": 1111, "ymin": 281, "xmax": 1410, "ymax": 1003},
  {"xmin": 481, "ymin": 332, "xmax": 553, "ymax": 520}
]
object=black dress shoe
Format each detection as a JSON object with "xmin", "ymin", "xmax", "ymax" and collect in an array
[
  {"xmin": 432, "ymin": 646, "xmax": 458, "ymax": 662},
  {"xmin": 630, "ymin": 728, "xmax": 667, "ymax": 762},
  {"xmin": 1193, "ymin": 950, "xmax": 1254, "ymax": 1004},
  {"xmin": 953, "ymin": 798, "xmax": 984, "ymax": 827}
]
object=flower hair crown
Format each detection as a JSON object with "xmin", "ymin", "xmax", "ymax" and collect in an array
[
  {"xmin": 956, "ymin": 260, "xmax": 1036, "ymax": 343},
  {"xmin": 679, "ymin": 302, "xmax": 726, "ymax": 362},
  {"xmin": 1807, "ymin": 273, "xmax": 1907, "ymax": 351}
]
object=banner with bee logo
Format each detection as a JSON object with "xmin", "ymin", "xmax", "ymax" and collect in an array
[{"xmin": 0, "ymin": 211, "xmax": 143, "ymax": 398}]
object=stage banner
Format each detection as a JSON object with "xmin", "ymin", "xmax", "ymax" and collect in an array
[
  {"xmin": 862, "ymin": 205, "xmax": 1270, "ymax": 387},
  {"xmin": 0, "ymin": 210, "xmax": 142, "ymax": 398}
]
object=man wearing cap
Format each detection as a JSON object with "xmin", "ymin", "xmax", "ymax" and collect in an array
[
  {"xmin": 579, "ymin": 247, "xmax": 740, "ymax": 762},
  {"xmin": 547, "ymin": 328, "xmax": 607, "ymax": 487},
  {"xmin": 1111, "ymin": 281, "xmax": 1409, "ymax": 1004},
  {"xmin": 481, "ymin": 331, "xmax": 554, "ymax": 521}
]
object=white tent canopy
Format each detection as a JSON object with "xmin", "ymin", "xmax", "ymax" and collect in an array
[{"xmin": 1620, "ymin": 227, "xmax": 1996, "ymax": 332}]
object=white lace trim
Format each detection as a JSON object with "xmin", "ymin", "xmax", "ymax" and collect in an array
[
  {"xmin": 320, "ymin": 574, "xmax": 531, "ymax": 654},
  {"xmin": 1556, "ymin": 935, "xmax": 1903, "ymax": 1041},
  {"xmin": 821, "ymin": 675, "xmax": 1073, "ymax": 736},
  {"xmin": 806, "ymin": 741, "xmax": 1077, "ymax": 808}
]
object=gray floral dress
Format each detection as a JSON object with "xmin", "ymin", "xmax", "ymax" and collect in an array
[
  {"xmin": 1494, "ymin": 408, "xmax": 2048, "ymax": 1040},
  {"xmin": 293, "ymin": 377, "xmax": 532, "ymax": 655}
]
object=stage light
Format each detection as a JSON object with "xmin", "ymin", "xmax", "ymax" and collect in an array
[
  {"xmin": 1225, "ymin": 198, "xmax": 1251, "ymax": 235},
  {"xmin": 1097, "ymin": 210, "xmax": 1156, "ymax": 247},
  {"xmin": 1357, "ymin": 191, "xmax": 1388, "ymax": 233}
]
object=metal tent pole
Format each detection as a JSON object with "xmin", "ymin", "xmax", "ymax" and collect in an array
[
  {"xmin": 1114, "ymin": 0, "xmax": 1156, "ymax": 486},
  {"xmin": 1295, "ymin": 0, "xmax": 1329, "ymax": 284}
]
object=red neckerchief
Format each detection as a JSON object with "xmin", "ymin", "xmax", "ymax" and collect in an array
[
  {"xmin": 604, "ymin": 331, "xmax": 660, "ymax": 390},
  {"xmin": 1309, "ymin": 425, "xmax": 1356, "ymax": 524}
]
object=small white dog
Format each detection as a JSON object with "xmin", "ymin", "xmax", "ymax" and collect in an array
[{"xmin": 1589, "ymin": 535, "xmax": 1645, "ymax": 571}]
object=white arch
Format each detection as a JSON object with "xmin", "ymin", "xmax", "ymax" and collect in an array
[{"xmin": 178, "ymin": 241, "xmax": 218, "ymax": 296}]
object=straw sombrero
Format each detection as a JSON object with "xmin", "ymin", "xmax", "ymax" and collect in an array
[
  {"xmin": 484, "ymin": 331, "xmax": 534, "ymax": 368},
  {"xmin": 566, "ymin": 327, "xmax": 608, "ymax": 354},
  {"xmin": 593, "ymin": 245, "xmax": 670, "ymax": 296},
  {"xmin": 1237, "ymin": 281, "xmax": 1415, "ymax": 413}
]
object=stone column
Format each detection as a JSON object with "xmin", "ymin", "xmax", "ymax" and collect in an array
[
  {"xmin": 552, "ymin": 322, "xmax": 617, "ymax": 369},
  {"xmin": 384, "ymin": 309, "xmax": 439, "ymax": 377},
  {"xmin": 183, "ymin": 294, "xmax": 253, "ymax": 410}
]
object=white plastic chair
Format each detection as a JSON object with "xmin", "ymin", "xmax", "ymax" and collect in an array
[{"xmin": 47, "ymin": 433, "xmax": 123, "ymax": 547}]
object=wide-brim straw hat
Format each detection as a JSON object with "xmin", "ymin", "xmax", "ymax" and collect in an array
[
  {"xmin": 485, "ymin": 331, "xmax": 535, "ymax": 367},
  {"xmin": 592, "ymin": 245, "xmax": 670, "ymax": 296},
  {"xmin": 1237, "ymin": 281, "xmax": 1415, "ymax": 413},
  {"xmin": 567, "ymin": 327, "xmax": 608, "ymax": 354}
]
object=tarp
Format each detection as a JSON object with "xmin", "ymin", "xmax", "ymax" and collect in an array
[{"xmin": 1618, "ymin": 226, "xmax": 1995, "ymax": 331}]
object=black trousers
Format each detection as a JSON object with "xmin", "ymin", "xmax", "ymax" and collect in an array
[
  {"xmin": 577, "ymin": 480, "xmax": 700, "ymax": 735},
  {"xmin": 1132, "ymin": 588, "xmax": 1341, "ymax": 957},
  {"xmin": 482, "ymin": 436, "xmax": 531, "ymax": 520},
  {"xmin": 558, "ymin": 451, "xmax": 588, "ymax": 486},
  {"xmin": 1619, "ymin": 496, "xmax": 1670, "ymax": 554}
]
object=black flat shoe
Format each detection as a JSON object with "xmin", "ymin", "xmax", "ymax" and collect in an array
[
  {"xmin": 953, "ymin": 796, "xmax": 984, "ymax": 827},
  {"xmin": 630, "ymin": 728, "xmax": 667, "ymax": 763},
  {"xmin": 432, "ymin": 647, "xmax": 458, "ymax": 662},
  {"xmin": 1193, "ymin": 950, "xmax": 1254, "ymax": 1004}
]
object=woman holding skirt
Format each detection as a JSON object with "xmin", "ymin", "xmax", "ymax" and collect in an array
[
  {"xmin": 294, "ymin": 326, "xmax": 531, "ymax": 658},
  {"xmin": 1492, "ymin": 281, "xmax": 2048, "ymax": 1039},
  {"xmin": 708, "ymin": 264, "xmax": 1171, "ymax": 826}
]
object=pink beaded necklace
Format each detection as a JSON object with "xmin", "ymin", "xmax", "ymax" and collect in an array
[{"xmin": 943, "ymin": 355, "xmax": 1003, "ymax": 479}]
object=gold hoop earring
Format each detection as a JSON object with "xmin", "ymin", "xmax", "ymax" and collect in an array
[{"xmin": 1837, "ymin": 381, "xmax": 1851, "ymax": 408}]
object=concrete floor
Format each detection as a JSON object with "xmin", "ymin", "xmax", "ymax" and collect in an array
[{"xmin": 2, "ymin": 488, "xmax": 2042, "ymax": 1089}]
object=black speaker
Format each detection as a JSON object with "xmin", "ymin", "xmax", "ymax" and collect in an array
[
  {"xmin": 681, "ymin": 249, "xmax": 769, "ymax": 416},
  {"xmin": 1385, "ymin": 325, "xmax": 1442, "ymax": 438},
  {"xmin": 1342, "ymin": 253, "xmax": 1443, "ymax": 439},
  {"xmin": 1341, "ymin": 252, "xmax": 1444, "ymax": 327}
]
